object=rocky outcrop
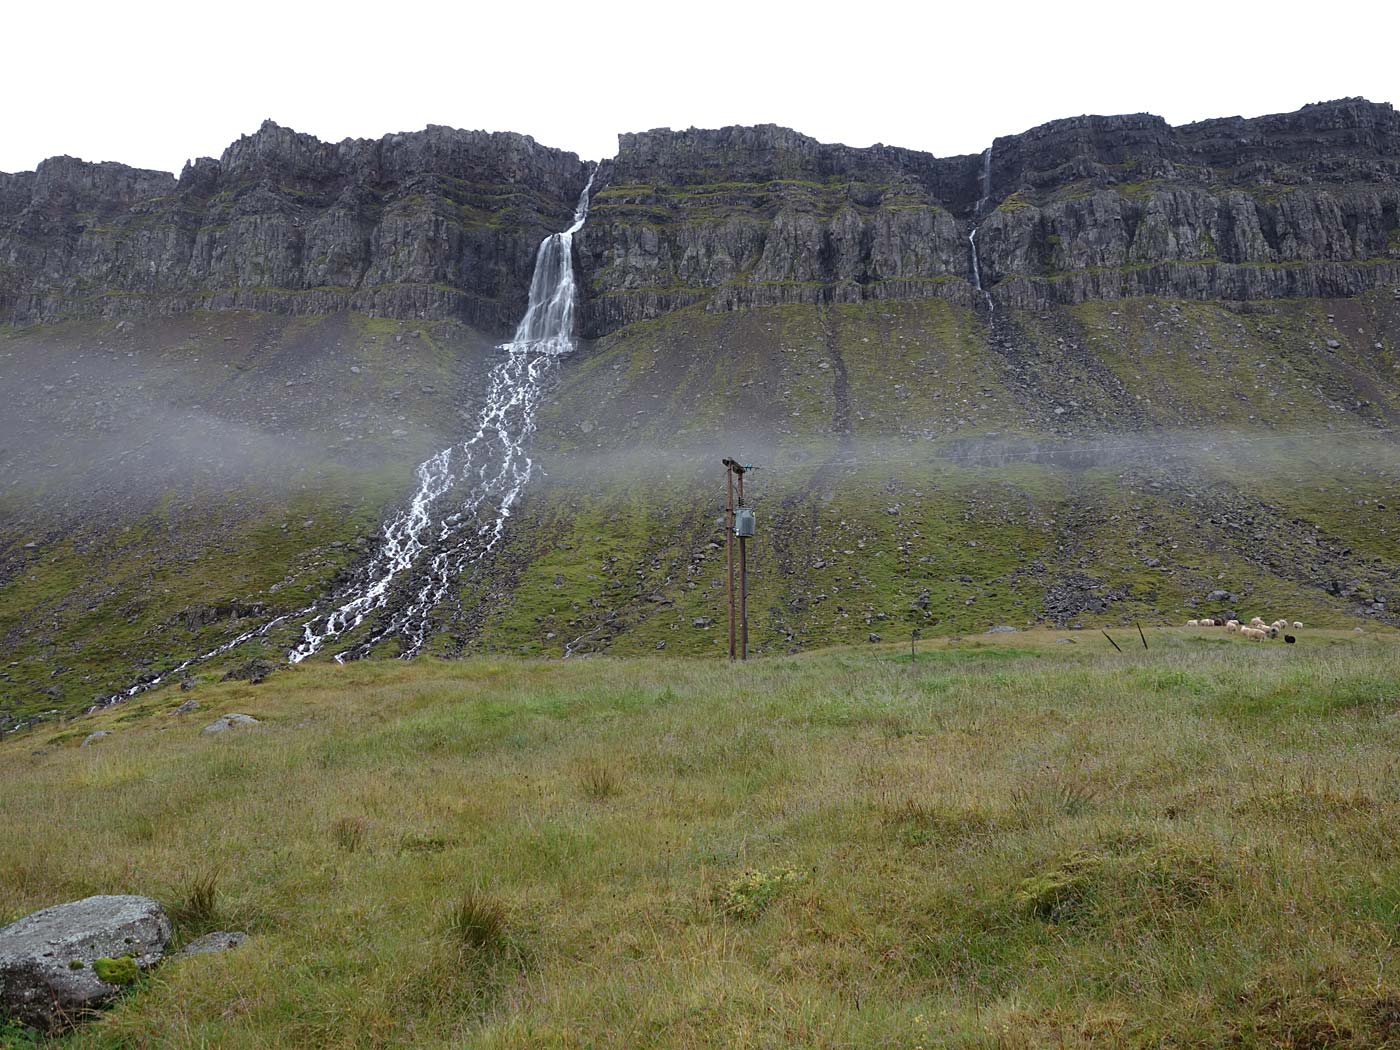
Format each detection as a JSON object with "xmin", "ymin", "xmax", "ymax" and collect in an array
[
  {"xmin": 3, "ymin": 101, "xmax": 1398, "ymax": 336},
  {"xmin": 0, "ymin": 895, "xmax": 171, "ymax": 1033},
  {"xmin": 0, "ymin": 121, "xmax": 589, "ymax": 332},
  {"xmin": 577, "ymin": 99, "xmax": 1400, "ymax": 334}
]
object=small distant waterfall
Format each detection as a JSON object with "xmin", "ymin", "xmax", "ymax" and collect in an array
[
  {"xmin": 968, "ymin": 146, "xmax": 994, "ymax": 314},
  {"xmin": 290, "ymin": 167, "xmax": 596, "ymax": 662}
]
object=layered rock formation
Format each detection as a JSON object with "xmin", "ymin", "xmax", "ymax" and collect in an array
[
  {"xmin": 579, "ymin": 98, "xmax": 1400, "ymax": 333},
  {"xmin": 0, "ymin": 121, "xmax": 589, "ymax": 331},
  {"xmin": 2, "ymin": 100, "xmax": 1397, "ymax": 337}
]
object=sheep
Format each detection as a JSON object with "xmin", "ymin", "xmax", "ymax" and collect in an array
[
  {"xmin": 1250, "ymin": 617, "xmax": 1267, "ymax": 628},
  {"xmin": 1241, "ymin": 626, "xmax": 1266, "ymax": 640},
  {"xmin": 1267, "ymin": 626, "xmax": 1280, "ymax": 639},
  {"xmin": 1271, "ymin": 619, "xmax": 1289, "ymax": 632},
  {"xmin": 1292, "ymin": 621, "xmax": 1303, "ymax": 629},
  {"xmin": 1185, "ymin": 619, "xmax": 1199, "ymax": 627},
  {"xmin": 1226, "ymin": 621, "xmax": 1241, "ymax": 632}
]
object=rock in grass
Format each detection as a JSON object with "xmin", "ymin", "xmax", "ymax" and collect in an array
[
  {"xmin": 79, "ymin": 731, "xmax": 108, "ymax": 748},
  {"xmin": 986, "ymin": 625, "xmax": 1017, "ymax": 634},
  {"xmin": 0, "ymin": 895, "xmax": 171, "ymax": 1033},
  {"xmin": 201, "ymin": 713, "xmax": 260, "ymax": 735},
  {"xmin": 220, "ymin": 658, "xmax": 276, "ymax": 685},
  {"xmin": 174, "ymin": 931, "xmax": 247, "ymax": 958}
]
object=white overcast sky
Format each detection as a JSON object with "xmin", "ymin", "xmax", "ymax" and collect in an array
[{"xmin": 3, "ymin": 0, "xmax": 1395, "ymax": 175}]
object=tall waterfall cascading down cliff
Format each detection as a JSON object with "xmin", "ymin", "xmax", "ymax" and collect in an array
[
  {"xmin": 967, "ymin": 146, "xmax": 994, "ymax": 314},
  {"xmin": 88, "ymin": 168, "xmax": 595, "ymax": 708},
  {"xmin": 290, "ymin": 168, "xmax": 597, "ymax": 663}
]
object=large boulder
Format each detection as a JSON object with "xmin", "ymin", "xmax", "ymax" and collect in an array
[{"xmin": 0, "ymin": 895, "xmax": 171, "ymax": 1032}]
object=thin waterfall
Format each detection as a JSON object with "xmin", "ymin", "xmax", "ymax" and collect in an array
[{"xmin": 968, "ymin": 146, "xmax": 994, "ymax": 314}]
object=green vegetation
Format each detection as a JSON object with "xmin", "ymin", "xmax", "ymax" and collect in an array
[
  {"xmin": 2, "ymin": 633, "xmax": 1398, "ymax": 1045},
  {"xmin": 91, "ymin": 956, "xmax": 138, "ymax": 987},
  {"xmin": 4, "ymin": 295, "xmax": 1398, "ymax": 726}
]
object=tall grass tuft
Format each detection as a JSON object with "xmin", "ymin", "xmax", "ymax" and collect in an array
[
  {"xmin": 331, "ymin": 815, "xmax": 369, "ymax": 853},
  {"xmin": 1011, "ymin": 767, "xmax": 1097, "ymax": 825},
  {"xmin": 578, "ymin": 761, "xmax": 622, "ymax": 801},
  {"xmin": 170, "ymin": 868, "xmax": 222, "ymax": 939},
  {"xmin": 447, "ymin": 886, "xmax": 510, "ymax": 960}
]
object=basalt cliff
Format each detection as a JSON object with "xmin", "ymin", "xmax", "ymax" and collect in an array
[{"xmin": 3, "ymin": 99, "xmax": 1398, "ymax": 334}]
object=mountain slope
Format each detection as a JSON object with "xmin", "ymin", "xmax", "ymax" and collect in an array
[{"xmin": 2, "ymin": 102, "xmax": 1399, "ymax": 730}]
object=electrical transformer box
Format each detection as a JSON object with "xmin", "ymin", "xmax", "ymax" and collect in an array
[{"xmin": 734, "ymin": 508, "xmax": 756, "ymax": 538}]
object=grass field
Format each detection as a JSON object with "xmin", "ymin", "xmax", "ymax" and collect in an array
[{"xmin": 3, "ymin": 629, "xmax": 1400, "ymax": 1047}]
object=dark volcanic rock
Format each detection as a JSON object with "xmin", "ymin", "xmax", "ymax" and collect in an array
[
  {"xmin": 219, "ymin": 658, "xmax": 276, "ymax": 685},
  {"xmin": 0, "ymin": 121, "xmax": 590, "ymax": 333},
  {"xmin": 3, "ymin": 100, "xmax": 1398, "ymax": 339},
  {"xmin": 576, "ymin": 99, "xmax": 1400, "ymax": 334}
]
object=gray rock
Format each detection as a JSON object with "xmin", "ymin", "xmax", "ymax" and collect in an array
[
  {"xmin": 174, "ymin": 931, "xmax": 246, "ymax": 958},
  {"xmin": 0, "ymin": 124, "xmax": 590, "ymax": 333},
  {"xmin": 219, "ymin": 658, "xmax": 275, "ymax": 685},
  {"xmin": 0, "ymin": 895, "xmax": 171, "ymax": 1033},
  {"xmin": 986, "ymin": 625, "xmax": 1017, "ymax": 634},
  {"xmin": 79, "ymin": 731, "xmax": 109, "ymax": 748},
  {"xmin": 201, "ymin": 713, "xmax": 260, "ymax": 735},
  {"xmin": 692, "ymin": 617, "xmax": 713, "ymax": 628},
  {"xmin": 868, "ymin": 633, "xmax": 881, "ymax": 642},
  {"xmin": 174, "ymin": 698, "xmax": 199, "ymax": 714},
  {"xmin": 5, "ymin": 102, "xmax": 1398, "ymax": 340}
]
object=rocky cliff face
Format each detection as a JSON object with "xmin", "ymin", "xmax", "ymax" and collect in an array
[
  {"xmin": 578, "ymin": 98, "xmax": 1400, "ymax": 334},
  {"xmin": 0, "ymin": 121, "xmax": 590, "ymax": 332},
  {"xmin": 3, "ymin": 100, "xmax": 1398, "ymax": 337}
]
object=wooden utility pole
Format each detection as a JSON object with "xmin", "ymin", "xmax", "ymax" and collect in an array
[
  {"xmin": 737, "ymin": 468, "xmax": 748, "ymax": 661},
  {"xmin": 725, "ymin": 465, "xmax": 737, "ymax": 661},
  {"xmin": 722, "ymin": 457, "xmax": 752, "ymax": 662}
]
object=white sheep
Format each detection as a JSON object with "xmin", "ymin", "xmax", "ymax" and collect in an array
[
  {"xmin": 1241, "ymin": 626, "xmax": 1266, "ymax": 640},
  {"xmin": 1250, "ymin": 617, "xmax": 1266, "ymax": 628},
  {"xmin": 1226, "ymin": 621, "xmax": 1240, "ymax": 632},
  {"xmin": 1271, "ymin": 619, "xmax": 1288, "ymax": 631},
  {"xmin": 1292, "ymin": 621, "xmax": 1303, "ymax": 629},
  {"xmin": 1185, "ymin": 619, "xmax": 1199, "ymax": 627}
]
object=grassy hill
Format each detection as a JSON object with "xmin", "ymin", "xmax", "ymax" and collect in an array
[
  {"xmin": 2, "ymin": 629, "xmax": 1399, "ymax": 1046},
  {"xmin": 2, "ymin": 291, "xmax": 1398, "ymax": 729}
]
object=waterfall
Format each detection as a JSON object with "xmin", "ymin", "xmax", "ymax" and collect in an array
[
  {"xmin": 89, "ymin": 168, "xmax": 597, "ymax": 708},
  {"xmin": 290, "ymin": 167, "xmax": 596, "ymax": 662},
  {"xmin": 968, "ymin": 146, "xmax": 994, "ymax": 314}
]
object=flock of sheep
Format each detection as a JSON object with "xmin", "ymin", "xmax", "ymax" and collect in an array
[{"xmin": 1185, "ymin": 616, "xmax": 1302, "ymax": 641}]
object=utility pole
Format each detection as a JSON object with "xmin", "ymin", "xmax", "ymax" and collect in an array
[
  {"xmin": 737, "ymin": 467, "xmax": 748, "ymax": 661},
  {"xmin": 725, "ymin": 464, "xmax": 736, "ymax": 661},
  {"xmin": 722, "ymin": 458, "xmax": 755, "ymax": 662}
]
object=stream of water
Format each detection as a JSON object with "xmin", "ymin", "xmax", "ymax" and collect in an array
[{"xmin": 291, "ymin": 168, "xmax": 596, "ymax": 662}]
